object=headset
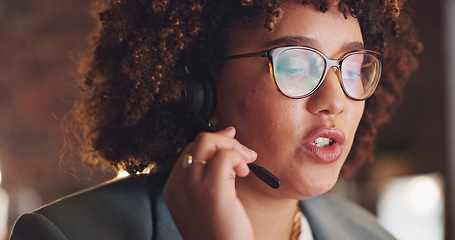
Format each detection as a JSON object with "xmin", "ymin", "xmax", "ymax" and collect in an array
[
  {"xmin": 182, "ymin": 65, "xmax": 281, "ymax": 189},
  {"xmin": 182, "ymin": 64, "xmax": 217, "ymax": 126}
]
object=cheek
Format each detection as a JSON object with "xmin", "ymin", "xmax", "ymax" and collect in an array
[
  {"xmin": 214, "ymin": 62, "xmax": 299, "ymax": 154},
  {"xmin": 353, "ymin": 101, "xmax": 365, "ymax": 129},
  {"xmin": 345, "ymin": 101, "xmax": 365, "ymax": 146},
  {"xmin": 214, "ymin": 60, "xmax": 274, "ymax": 125}
]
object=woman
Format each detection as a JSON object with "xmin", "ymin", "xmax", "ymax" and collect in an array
[{"xmin": 10, "ymin": 0, "xmax": 421, "ymax": 239}]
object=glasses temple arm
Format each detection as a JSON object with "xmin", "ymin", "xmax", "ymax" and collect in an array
[{"xmin": 225, "ymin": 50, "xmax": 269, "ymax": 59}]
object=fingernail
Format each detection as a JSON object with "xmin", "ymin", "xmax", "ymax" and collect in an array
[
  {"xmin": 249, "ymin": 149, "xmax": 257, "ymax": 158},
  {"xmin": 219, "ymin": 126, "xmax": 236, "ymax": 137},
  {"xmin": 225, "ymin": 126, "xmax": 235, "ymax": 131}
]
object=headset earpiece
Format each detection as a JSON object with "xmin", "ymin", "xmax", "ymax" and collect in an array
[{"xmin": 182, "ymin": 65, "xmax": 217, "ymax": 123}]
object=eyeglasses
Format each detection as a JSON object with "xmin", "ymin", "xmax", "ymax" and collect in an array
[{"xmin": 226, "ymin": 46, "xmax": 385, "ymax": 101}]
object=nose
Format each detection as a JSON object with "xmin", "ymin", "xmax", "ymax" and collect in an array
[{"xmin": 306, "ymin": 67, "xmax": 347, "ymax": 116}]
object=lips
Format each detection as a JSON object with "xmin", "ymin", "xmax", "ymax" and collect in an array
[{"xmin": 301, "ymin": 128, "xmax": 346, "ymax": 164}]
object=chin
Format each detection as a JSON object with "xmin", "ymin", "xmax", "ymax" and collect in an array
[
  {"xmin": 283, "ymin": 169, "xmax": 341, "ymax": 200},
  {"xmin": 293, "ymin": 182, "xmax": 337, "ymax": 200}
]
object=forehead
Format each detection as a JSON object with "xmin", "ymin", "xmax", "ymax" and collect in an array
[{"xmin": 225, "ymin": 2, "xmax": 363, "ymax": 57}]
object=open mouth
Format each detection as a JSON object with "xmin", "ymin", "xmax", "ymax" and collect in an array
[
  {"xmin": 302, "ymin": 128, "xmax": 345, "ymax": 163},
  {"xmin": 308, "ymin": 137, "xmax": 334, "ymax": 148}
]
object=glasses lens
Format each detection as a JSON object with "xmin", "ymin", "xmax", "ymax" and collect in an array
[
  {"xmin": 341, "ymin": 53, "xmax": 381, "ymax": 100},
  {"xmin": 273, "ymin": 48, "xmax": 325, "ymax": 98}
]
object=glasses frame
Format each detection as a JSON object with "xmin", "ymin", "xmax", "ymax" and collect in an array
[{"xmin": 225, "ymin": 45, "xmax": 385, "ymax": 101}]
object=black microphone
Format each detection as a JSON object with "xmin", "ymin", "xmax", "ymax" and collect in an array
[{"xmin": 246, "ymin": 161, "xmax": 281, "ymax": 189}]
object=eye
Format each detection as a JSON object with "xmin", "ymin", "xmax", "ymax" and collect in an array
[
  {"xmin": 343, "ymin": 55, "xmax": 363, "ymax": 75},
  {"xmin": 273, "ymin": 48, "xmax": 326, "ymax": 97},
  {"xmin": 342, "ymin": 54, "xmax": 377, "ymax": 98},
  {"xmin": 277, "ymin": 56, "xmax": 309, "ymax": 76},
  {"xmin": 344, "ymin": 68, "xmax": 361, "ymax": 80},
  {"xmin": 276, "ymin": 50, "xmax": 324, "ymax": 78}
]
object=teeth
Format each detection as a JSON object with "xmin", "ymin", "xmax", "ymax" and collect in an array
[{"xmin": 310, "ymin": 137, "xmax": 333, "ymax": 148}]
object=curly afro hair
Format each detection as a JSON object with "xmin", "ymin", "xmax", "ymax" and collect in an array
[{"xmin": 65, "ymin": 0, "xmax": 422, "ymax": 177}]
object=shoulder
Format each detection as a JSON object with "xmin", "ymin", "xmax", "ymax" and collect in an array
[
  {"xmin": 35, "ymin": 174, "xmax": 163, "ymax": 223},
  {"xmin": 10, "ymin": 174, "xmax": 179, "ymax": 240},
  {"xmin": 300, "ymin": 193, "xmax": 396, "ymax": 240}
]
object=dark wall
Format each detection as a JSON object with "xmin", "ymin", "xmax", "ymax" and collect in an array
[{"xmin": 0, "ymin": 0, "xmax": 114, "ymax": 231}]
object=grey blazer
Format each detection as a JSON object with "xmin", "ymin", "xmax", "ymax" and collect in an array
[{"xmin": 10, "ymin": 175, "xmax": 396, "ymax": 240}]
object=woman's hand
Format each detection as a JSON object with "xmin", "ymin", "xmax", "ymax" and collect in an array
[{"xmin": 163, "ymin": 126, "xmax": 257, "ymax": 240}]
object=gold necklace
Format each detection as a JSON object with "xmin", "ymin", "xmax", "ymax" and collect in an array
[{"xmin": 290, "ymin": 207, "xmax": 302, "ymax": 240}]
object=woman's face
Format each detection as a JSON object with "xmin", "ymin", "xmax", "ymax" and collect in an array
[{"xmin": 211, "ymin": 1, "xmax": 365, "ymax": 199}]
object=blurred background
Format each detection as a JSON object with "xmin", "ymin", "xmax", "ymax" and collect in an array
[{"xmin": 0, "ymin": 0, "xmax": 453, "ymax": 239}]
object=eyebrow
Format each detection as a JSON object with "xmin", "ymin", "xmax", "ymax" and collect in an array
[
  {"xmin": 264, "ymin": 36, "xmax": 316, "ymax": 47},
  {"xmin": 264, "ymin": 36, "xmax": 365, "ymax": 51}
]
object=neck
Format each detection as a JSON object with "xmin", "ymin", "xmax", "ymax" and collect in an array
[{"xmin": 236, "ymin": 177, "xmax": 299, "ymax": 240}]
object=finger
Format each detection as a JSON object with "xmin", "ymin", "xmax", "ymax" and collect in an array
[
  {"xmin": 169, "ymin": 128, "xmax": 256, "ymax": 186},
  {"xmin": 177, "ymin": 147, "xmax": 208, "ymax": 184},
  {"xmin": 216, "ymin": 126, "xmax": 236, "ymax": 138},
  {"xmin": 215, "ymin": 127, "xmax": 256, "ymax": 164},
  {"xmin": 204, "ymin": 149, "xmax": 251, "ymax": 187},
  {"xmin": 167, "ymin": 143, "xmax": 204, "ymax": 185},
  {"xmin": 191, "ymin": 130, "xmax": 257, "ymax": 164}
]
